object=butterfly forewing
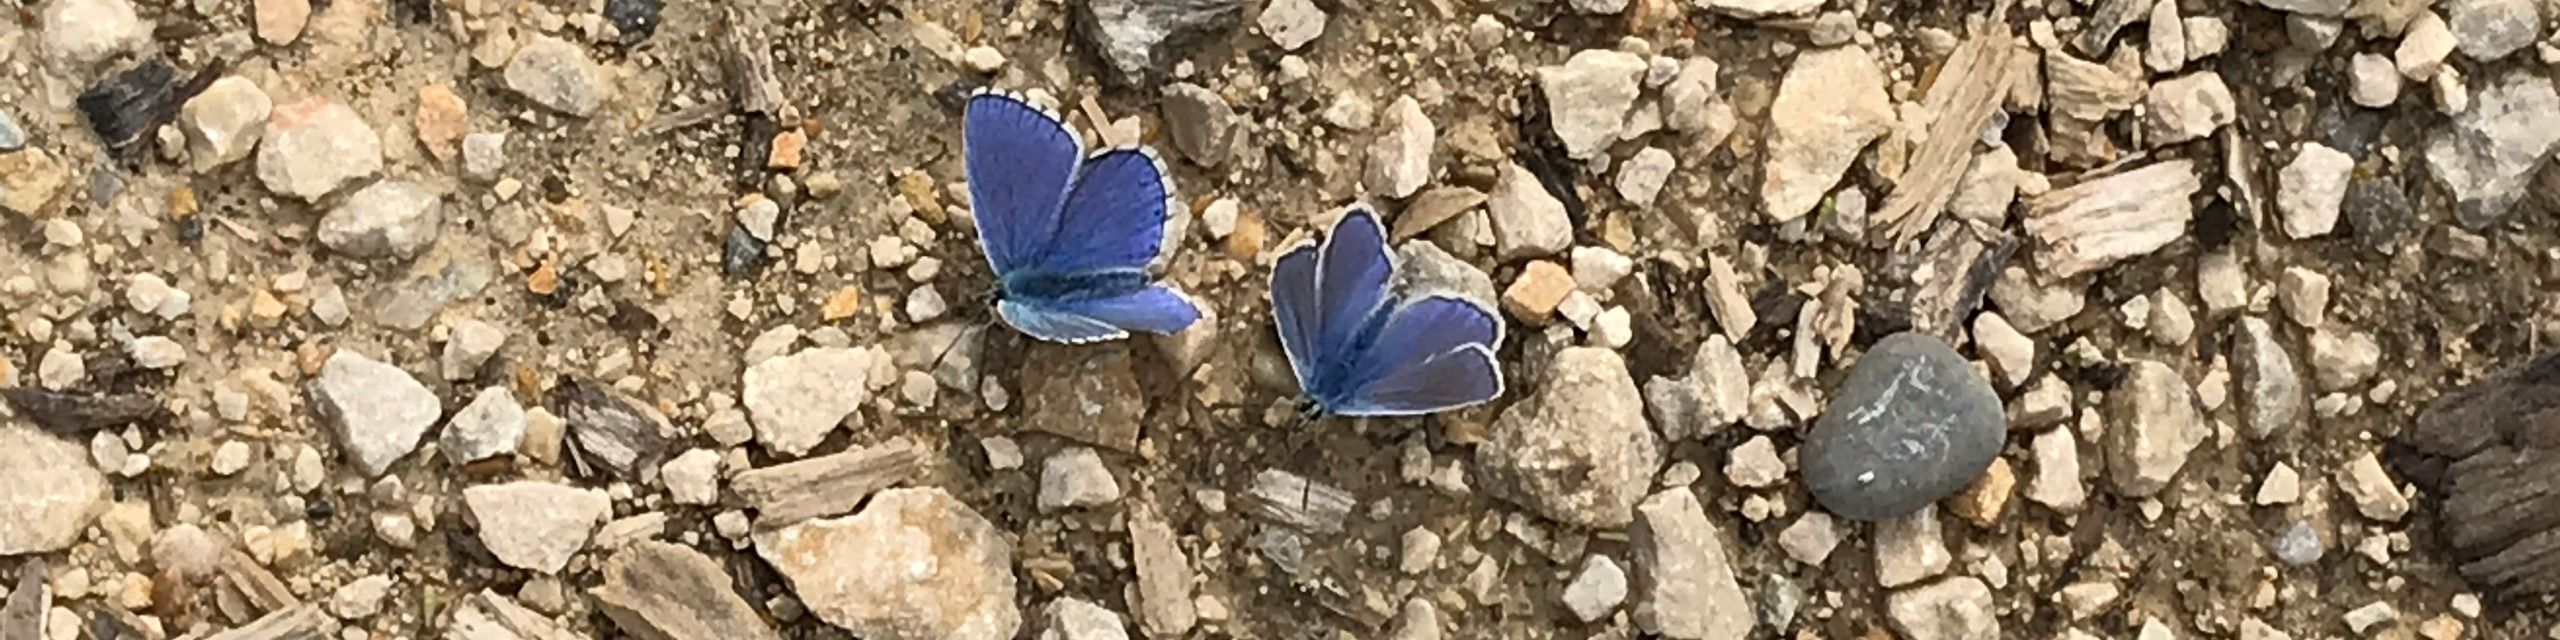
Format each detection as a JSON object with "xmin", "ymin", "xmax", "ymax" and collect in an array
[
  {"xmin": 1037, "ymin": 148, "xmax": 1175, "ymax": 274},
  {"xmin": 963, "ymin": 91, "xmax": 1082, "ymax": 276}
]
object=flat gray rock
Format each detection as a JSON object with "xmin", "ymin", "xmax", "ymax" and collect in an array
[
  {"xmin": 308, "ymin": 349, "xmax": 441, "ymax": 478},
  {"xmin": 1802, "ymin": 332, "xmax": 2005, "ymax": 521},
  {"xmin": 0, "ymin": 425, "xmax": 109, "ymax": 555}
]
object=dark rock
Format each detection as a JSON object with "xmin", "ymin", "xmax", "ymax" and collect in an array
[
  {"xmin": 547, "ymin": 379, "xmax": 669, "ymax": 479},
  {"xmin": 1801, "ymin": 333, "xmax": 2006, "ymax": 521},
  {"xmin": 603, "ymin": 0, "xmax": 661, "ymax": 43},
  {"xmin": 1160, "ymin": 83, "xmax": 1233, "ymax": 167},
  {"xmin": 0, "ymin": 388, "xmax": 164, "ymax": 434},
  {"xmin": 2340, "ymin": 175, "xmax": 2412, "ymax": 252},
  {"xmin": 76, "ymin": 60, "xmax": 217, "ymax": 155},
  {"xmin": 1074, "ymin": 0, "xmax": 1243, "ymax": 87}
]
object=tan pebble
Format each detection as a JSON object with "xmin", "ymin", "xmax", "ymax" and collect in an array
[
  {"xmin": 821, "ymin": 285, "xmax": 862, "ymax": 321},
  {"xmin": 768, "ymin": 130, "xmax": 807, "ymax": 170},
  {"xmin": 1224, "ymin": 206, "xmax": 1266, "ymax": 261},
  {"xmin": 415, "ymin": 84, "xmax": 469, "ymax": 161},
  {"xmin": 1947, "ymin": 458, "xmax": 2016, "ymax": 528},
  {"xmin": 897, "ymin": 170, "xmax": 944, "ymax": 224},
  {"xmin": 1500, "ymin": 260, "xmax": 1574, "ymax": 323}
]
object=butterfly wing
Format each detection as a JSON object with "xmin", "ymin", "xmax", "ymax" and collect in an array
[
  {"xmin": 998, "ymin": 282, "xmax": 1202, "ymax": 344},
  {"xmin": 965, "ymin": 90, "xmax": 1083, "ymax": 276},
  {"xmin": 1036, "ymin": 147, "xmax": 1176, "ymax": 274},
  {"xmin": 1269, "ymin": 242, "xmax": 1322, "ymax": 388},
  {"xmin": 1312, "ymin": 205, "xmax": 1394, "ymax": 367},
  {"xmin": 1331, "ymin": 295, "xmax": 1505, "ymax": 416}
]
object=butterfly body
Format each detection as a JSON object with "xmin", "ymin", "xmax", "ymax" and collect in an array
[
  {"xmin": 965, "ymin": 89, "xmax": 1202, "ymax": 344},
  {"xmin": 1274, "ymin": 205, "xmax": 1506, "ymax": 417}
]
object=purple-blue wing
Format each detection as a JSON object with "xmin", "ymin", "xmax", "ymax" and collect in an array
[
  {"xmin": 998, "ymin": 284, "xmax": 1200, "ymax": 344},
  {"xmin": 1270, "ymin": 243, "xmax": 1322, "ymax": 388},
  {"xmin": 1313, "ymin": 205, "xmax": 1394, "ymax": 363},
  {"xmin": 1334, "ymin": 296, "xmax": 1504, "ymax": 416},
  {"xmin": 965, "ymin": 91, "xmax": 1083, "ymax": 276},
  {"xmin": 1039, "ymin": 147, "xmax": 1174, "ymax": 274}
]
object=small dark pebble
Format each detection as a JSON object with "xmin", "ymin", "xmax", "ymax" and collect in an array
[
  {"xmin": 2341, "ymin": 175, "xmax": 2413, "ymax": 253},
  {"xmin": 77, "ymin": 61, "xmax": 182, "ymax": 151},
  {"xmin": 735, "ymin": 115, "xmax": 779, "ymax": 189},
  {"xmin": 2193, "ymin": 195, "xmax": 2239, "ymax": 252},
  {"xmin": 1800, "ymin": 332, "xmax": 2006, "ymax": 521},
  {"xmin": 603, "ymin": 0, "xmax": 662, "ymax": 43},
  {"xmin": 932, "ymin": 79, "xmax": 981, "ymax": 113},
  {"xmin": 722, "ymin": 225, "xmax": 768, "ymax": 279},
  {"xmin": 306, "ymin": 499, "xmax": 335, "ymax": 521}
]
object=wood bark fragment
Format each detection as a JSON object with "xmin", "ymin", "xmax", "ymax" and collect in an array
[
  {"xmin": 1875, "ymin": 31, "xmax": 2022, "ymax": 244},
  {"xmin": 2078, "ymin": 0, "xmax": 2150, "ymax": 54},
  {"xmin": 2044, "ymin": 52, "xmax": 2144, "ymax": 122},
  {"xmin": 1, "ymin": 388, "xmax": 165, "ymax": 435},
  {"xmin": 2396, "ymin": 350, "xmax": 2560, "ymax": 601},
  {"xmin": 1878, "ymin": 218, "xmax": 2018, "ymax": 344},
  {"xmin": 203, "ymin": 604, "xmax": 335, "ymax": 640},
  {"xmin": 591, "ymin": 543, "xmax": 785, "ymax": 640},
  {"xmin": 1246, "ymin": 469, "xmax": 1356, "ymax": 534},
  {"xmin": 733, "ymin": 437, "xmax": 923, "ymax": 529},
  {"xmin": 2021, "ymin": 159, "xmax": 2200, "ymax": 278},
  {"xmin": 719, "ymin": 11, "xmax": 788, "ymax": 117},
  {"xmin": 0, "ymin": 560, "xmax": 44, "ymax": 640},
  {"xmin": 1391, "ymin": 187, "xmax": 1489, "ymax": 241},
  {"xmin": 218, "ymin": 550, "xmax": 299, "ymax": 614}
]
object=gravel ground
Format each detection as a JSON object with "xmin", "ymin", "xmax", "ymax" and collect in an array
[{"xmin": 3, "ymin": 0, "xmax": 2560, "ymax": 638}]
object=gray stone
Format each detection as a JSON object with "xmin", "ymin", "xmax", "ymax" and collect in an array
[
  {"xmin": 320, "ymin": 180, "xmax": 444, "ymax": 260},
  {"xmin": 256, "ymin": 97, "xmax": 383, "ymax": 202},
  {"xmin": 442, "ymin": 319, "xmax": 508, "ymax": 380},
  {"xmin": 2340, "ymin": 452, "xmax": 2409, "ymax": 521},
  {"xmin": 505, "ymin": 36, "xmax": 613, "ymax": 117},
  {"xmin": 1487, "ymin": 162, "xmax": 1571, "ymax": 260},
  {"xmin": 0, "ymin": 107, "xmax": 21, "ymax": 152},
  {"xmin": 2141, "ymin": 72, "xmax": 2235, "ymax": 146},
  {"xmin": 1561, "ymin": 555, "xmax": 1628, "ymax": 622},
  {"xmin": 753, "ymin": 487, "xmax": 1020, "ymax": 640},
  {"xmin": 2286, "ymin": 14, "xmax": 2343, "ymax": 50},
  {"xmin": 1365, "ymin": 96, "xmax": 1434, "ymax": 199},
  {"xmin": 1388, "ymin": 599, "xmax": 1441, "ymax": 640},
  {"xmin": 1646, "ymin": 335, "xmax": 1751, "ymax": 442},
  {"xmin": 1538, "ymin": 49, "xmax": 1649, "ymax": 159},
  {"xmin": 1037, "ymin": 447, "xmax": 1122, "ymax": 512},
  {"xmin": 1616, "ymin": 146, "xmax": 1675, "ymax": 208},
  {"xmin": 1161, "ymin": 83, "xmax": 1233, "ymax": 167},
  {"xmin": 2235, "ymin": 319, "xmax": 2305, "ymax": 439},
  {"xmin": 1875, "ymin": 506, "xmax": 1951, "ymax": 587},
  {"xmin": 443, "ymin": 387, "xmax": 527, "ymax": 465},
  {"xmin": 309, "ymin": 350, "xmax": 442, "ymax": 478},
  {"xmin": 2446, "ymin": 0, "xmax": 2541, "ymax": 61},
  {"xmin": 1801, "ymin": 333, "xmax": 2006, "ymax": 521},
  {"xmin": 464, "ymin": 481, "xmax": 611, "ymax": 574},
  {"xmin": 1758, "ymin": 575, "xmax": 1803, "ymax": 631},
  {"xmin": 39, "ymin": 0, "xmax": 148, "ymax": 66},
  {"xmin": 449, "ymin": 590, "xmax": 582, "ymax": 640},
  {"xmin": 1662, "ymin": 57, "xmax": 1720, "ymax": 133},
  {"xmin": 1037, "ymin": 598, "xmax": 1129, "ymax": 640},
  {"xmin": 1569, "ymin": 0, "xmax": 1628, "ymax": 13},
  {"xmin": 180, "ymin": 77, "xmax": 271, "ymax": 171},
  {"xmin": 1885, "ymin": 577, "xmax": 1999, "ymax": 640},
  {"xmin": 745, "ymin": 347, "xmax": 876, "ymax": 457},
  {"xmin": 1257, "ymin": 0, "xmax": 1326, "ymax": 51},
  {"xmin": 1073, "ymin": 0, "xmax": 1242, "ymax": 86},
  {"xmin": 1480, "ymin": 347, "xmax": 1660, "ymax": 528},
  {"xmin": 329, "ymin": 575, "xmax": 395, "ymax": 620},
  {"xmin": 0, "ymin": 425, "xmax": 109, "ymax": 555},
  {"xmin": 1777, "ymin": 511, "xmax": 1840, "ymax": 565},
  {"xmin": 662, "ymin": 449, "xmax": 722, "ymax": 506},
  {"xmin": 2308, "ymin": 329, "xmax": 2380, "ymax": 390},
  {"xmin": 2269, "ymin": 521, "xmax": 2323, "ymax": 566},
  {"xmin": 2350, "ymin": 53, "xmax": 2402, "ymax": 107},
  {"xmin": 1763, "ymin": 45, "xmax": 1893, "ymax": 222},
  {"xmin": 2278, "ymin": 143, "xmax": 2353, "ymax": 239},
  {"xmin": 1630, "ymin": 488, "xmax": 1755, "ymax": 639},
  {"xmin": 1395, "ymin": 240, "xmax": 1498, "ymax": 307},
  {"xmin": 2424, "ymin": 71, "xmax": 2560, "ymax": 224},
  {"xmin": 1130, "ymin": 510, "xmax": 1196, "ymax": 636},
  {"xmin": 2144, "ymin": 0, "xmax": 2186, "ymax": 73},
  {"xmin": 2104, "ymin": 360, "xmax": 2205, "ymax": 496},
  {"xmin": 463, "ymin": 132, "xmax": 509, "ymax": 181}
]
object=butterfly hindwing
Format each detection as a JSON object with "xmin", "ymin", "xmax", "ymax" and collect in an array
[
  {"xmin": 1337, "ymin": 344, "xmax": 1503, "ymax": 416},
  {"xmin": 1040, "ymin": 147, "xmax": 1174, "ymax": 274},
  {"xmin": 1270, "ymin": 243, "xmax": 1323, "ymax": 389},
  {"xmin": 965, "ymin": 91, "xmax": 1083, "ymax": 276}
]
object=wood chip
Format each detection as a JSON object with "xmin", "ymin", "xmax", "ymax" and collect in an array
[
  {"xmin": 1391, "ymin": 187, "xmax": 1489, "ymax": 241},
  {"xmin": 450, "ymin": 590, "xmax": 581, "ymax": 640},
  {"xmin": 1246, "ymin": 468, "xmax": 1355, "ymax": 534},
  {"xmin": 592, "ymin": 542, "xmax": 786, "ymax": 640},
  {"xmin": 2398, "ymin": 349, "xmax": 2560, "ymax": 600},
  {"xmin": 2044, "ymin": 51, "xmax": 2144, "ymax": 122},
  {"xmin": 218, "ymin": 550, "xmax": 298, "ymax": 614},
  {"xmin": 1878, "ymin": 218, "xmax": 2018, "ymax": 343},
  {"xmin": 547, "ymin": 379, "xmax": 670, "ymax": 480},
  {"xmin": 0, "ymin": 388, "xmax": 165, "ymax": 435},
  {"xmin": 2021, "ymin": 159, "xmax": 2200, "ymax": 279},
  {"xmin": 733, "ymin": 437, "xmax": 923, "ymax": 528},
  {"xmin": 719, "ymin": 11, "xmax": 788, "ymax": 117},
  {"xmin": 203, "ymin": 604, "xmax": 336, "ymax": 640},
  {"xmin": 1, "ymin": 560, "xmax": 44, "ymax": 640},
  {"xmin": 1875, "ymin": 31, "xmax": 2021, "ymax": 244}
]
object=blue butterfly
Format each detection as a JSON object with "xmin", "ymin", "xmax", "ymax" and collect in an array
[
  {"xmin": 1274, "ymin": 205, "xmax": 1505, "ymax": 417},
  {"xmin": 965, "ymin": 89, "xmax": 1203, "ymax": 343}
]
